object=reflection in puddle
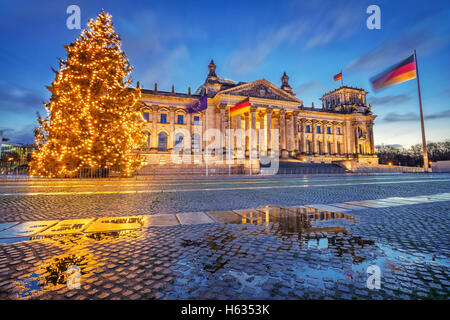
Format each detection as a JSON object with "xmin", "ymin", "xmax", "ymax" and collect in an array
[
  {"xmin": 170, "ymin": 205, "xmax": 376, "ymax": 298},
  {"xmin": 19, "ymin": 229, "xmax": 144, "ymax": 298},
  {"xmin": 41, "ymin": 253, "xmax": 90, "ymax": 286}
]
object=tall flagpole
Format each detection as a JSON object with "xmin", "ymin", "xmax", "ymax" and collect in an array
[{"xmin": 414, "ymin": 50, "xmax": 429, "ymax": 172}]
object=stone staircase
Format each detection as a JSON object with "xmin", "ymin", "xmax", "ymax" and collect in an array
[{"xmin": 276, "ymin": 159, "xmax": 347, "ymax": 174}]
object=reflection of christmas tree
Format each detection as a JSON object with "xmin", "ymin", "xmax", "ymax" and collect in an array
[{"xmin": 30, "ymin": 10, "xmax": 145, "ymax": 177}]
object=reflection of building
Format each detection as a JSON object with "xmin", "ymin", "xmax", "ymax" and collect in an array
[{"xmin": 137, "ymin": 60, "xmax": 378, "ymax": 169}]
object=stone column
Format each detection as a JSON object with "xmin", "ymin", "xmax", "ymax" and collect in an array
[
  {"xmin": 259, "ymin": 110, "xmax": 266, "ymax": 156},
  {"xmin": 151, "ymin": 106, "xmax": 158, "ymax": 150},
  {"xmin": 353, "ymin": 122, "xmax": 359, "ymax": 155},
  {"xmin": 300, "ymin": 119, "xmax": 306, "ymax": 153},
  {"xmin": 169, "ymin": 109, "xmax": 175, "ymax": 150},
  {"xmin": 312, "ymin": 120, "xmax": 317, "ymax": 154},
  {"xmin": 344, "ymin": 120, "xmax": 352, "ymax": 155},
  {"xmin": 267, "ymin": 109, "xmax": 272, "ymax": 153},
  {"xmin": 280, "ymin": 110, "xmax": 287, "ymax": 157},
  {"xmin": 293, "ymin": 111, "xmax": 299, "ymax": 154},
  {"xmin": 286, "ymin": 113, "xmax": 293, "ymax": 154},
  {"xmin": 368, "ymin": 122, "xmax": 374, "ymax": 155},
  {"xmin": 235, "ymin": 114, "xmax": 243, "ymax": 159},
  {"xmin": 250, "ymin": 107, "xmax": 257, "ymax": 158},
  {"xmin": 244, "ymin": 113, "xmax": 249, "ymax": 156},
  {"xmin": 322, "ymin": 121, "xmax": 327, "ymax": 154},
  {"xmin": 220, "ymin": 106, "xmax": 226, "ymax": 154},
  {"xmin": 332, "ymin": 122, "xmax": 337, "ymax": 155}
]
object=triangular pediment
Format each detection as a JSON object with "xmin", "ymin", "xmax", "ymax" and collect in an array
[{"xmin": 217, "ymin": 79, "xmax": 301, "ymax": 103}]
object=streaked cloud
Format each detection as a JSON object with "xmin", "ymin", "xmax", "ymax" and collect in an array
[
  {"xmin": 0, "ymin": 82, "xmax": 45, "ymax": 113},
  {"xmin": 347, "ymin": 9, "xmax": 450, "ymax": 73},
  {"xmin": 368, "ymin": 93, "xmax": 412, "ymax": 106},
  {"xmin": 383, "ymin": 109, "xmax": 450, "ymax": 122},
  {"xmin": 229, "ymin": 2, "xmax": 360, "ymax": 75}
]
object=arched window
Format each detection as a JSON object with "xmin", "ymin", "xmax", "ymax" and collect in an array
[
  {"xmin": 174, "ymin": 133, "xmax": 184, "ymax": 151},
  {"xmin": 192, "ymin": 134, "xmax": 201, "ymax": 153},
  {"xmin": 158, "ymin": 132, "xmax": 168, "ymax": 151}
]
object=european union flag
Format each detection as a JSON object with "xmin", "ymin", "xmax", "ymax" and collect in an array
[{"xmin": 186, "ymin": 94, "xmax": 207, "ymax": 113}]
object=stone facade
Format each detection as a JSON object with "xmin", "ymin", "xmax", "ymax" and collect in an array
[{"xmin": 137, "ymin": 60, "xmax": 378, "ymax": 168}]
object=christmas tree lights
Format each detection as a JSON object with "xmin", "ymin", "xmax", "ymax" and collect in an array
[{"xmin": 30, "ymin": 10, "xmax": 146, "ymax": 177}]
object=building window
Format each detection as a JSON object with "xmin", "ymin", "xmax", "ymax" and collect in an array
[
  {"xmin": 192, "ymin": 133, "xmax": 201, "ymax": 153},
  {"xmin": 143, "ymin": 112, "xmax": 150, "ymax": 122},
  {"xmin": 177, "ymin": 115, "xmax": 184, "ymax": 125},
  {"xmin": 337, "ymin": 127, "xmax": 341, "ymax": 135},
  {"xmin": 327, "ymin": 127, "xmax": 331, "ymax": 134},
  {"xmin": 337, "ymin": 142, "xmax": 342, "ymax": 154},
  {"xmin": 316, "ymin": 126, "xmax": 321, "ymax": 134},
  {"xmin": 305, "ymin": 125, "xmax": 311, "ymax": 133},
  {"xmin": 160, "ymin": 114, "xmax": 167, "ymax": 124},
  {"xmin": 193, "ymin": 116, "xmax": 200, "ymax": 125},
  {"xmin": 158, "ymin": 132, "xmax": 167, "ymax": 151}
]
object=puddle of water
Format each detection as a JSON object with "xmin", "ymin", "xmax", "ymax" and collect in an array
[{"xmin": 170, "ymin": 206, "xmax": 377, "ymax": 298}]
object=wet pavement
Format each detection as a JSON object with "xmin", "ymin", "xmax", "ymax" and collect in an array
[{"xmin": 0, "ymin": 174, "xmax": 449, "ymax": 300}]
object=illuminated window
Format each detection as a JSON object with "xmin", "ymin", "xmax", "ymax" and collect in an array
[
  {"xmin": 158, "ymin": 132, "xmax": 167, "ymax": 151},
  {"xmin": 337, "ymin": 127, "xmax": 341, "ymax": 135},
  {"xmin": 193, "ymin": 116, "xmax": 200, "ymax": 125}
]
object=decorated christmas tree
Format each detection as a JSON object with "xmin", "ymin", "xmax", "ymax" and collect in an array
[{"xmin": 30, "ymin": 10, "xmax": 145, "ymax": 177}]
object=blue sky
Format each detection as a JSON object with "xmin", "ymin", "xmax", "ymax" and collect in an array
[{"xmin": 0, "ymin": 0, "xmax": 449, "ymax": 147}]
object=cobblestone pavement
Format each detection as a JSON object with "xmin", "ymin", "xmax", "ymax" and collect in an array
[
  {"xmin": 0, "ymin": 174, "xmax": 449, "ymax": 222},
  {"xmin": 0, "ymin": 174, "xmax": 449, "ymax": 300}
]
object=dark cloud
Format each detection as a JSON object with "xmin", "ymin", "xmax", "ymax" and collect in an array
[
  {"xmin": 383, "ymin": 109, "xmax": 450, "ymax": 122},
  {"xmin": 0, "ymin": 126, "xmax": 35, "ymax": 144},
  {"xmin": 0, "ymin": 82, "xmax": 45, "ymax": 113},
  {"xmin": 368, "ymin": 94, "xmax": 412, "ymax": 106}
]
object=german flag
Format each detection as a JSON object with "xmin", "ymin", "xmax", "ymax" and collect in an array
[
  {"xmin": 334, "ymin": 72, "xmax": 342, "ymax": 82},
  {"xmin": 370, "ymin": 55, "xmax": 416, "ymax": 91},
  {"xmin": 230, "ymin": 98, "xmax": 250, "ymax": 117}
]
